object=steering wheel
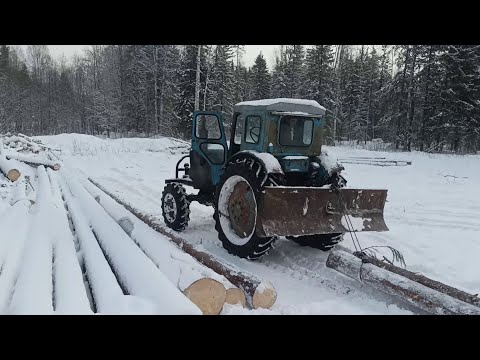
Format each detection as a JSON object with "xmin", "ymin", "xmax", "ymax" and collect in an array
[{"xmin": 249, "ymin": 126, "xmax": 260, "ymax": 144}]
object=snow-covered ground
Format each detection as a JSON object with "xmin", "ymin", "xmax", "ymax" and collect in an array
[{"xmin": 10, "ymin": 132, "xmax": 474, "ymax": 315}]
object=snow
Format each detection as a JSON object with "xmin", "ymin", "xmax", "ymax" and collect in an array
[
  {"xmin": 13, "ymin": 132, "xmax": 479, "ymax": 315},
  {"xmin": 47, "ymin": 169, "xmax": 92, "ymax": 314},
  {"xmin": 57, "ymin": 173, "xmax": 126, "ymax": 314},
  {"xmin": 318, "ymin": 148, "xmax": 344, "ymax": 175},
  {"xmin": 8, "ymin": 167, "xmax": 54, "ymax": 314},
  {"xmin": 0, "ymin": 195, "xmax": 32, "ymax": 313},
  {"xmin": 271, "ymin": 111, "xmax": 321, "ymax": 117},
  {"xmin": 236, "ymin": 98, "xmax": 325, "ymax": 111},
  {"xmin": 283, "ymin": 156, "xmax": 309, "ymax": 160},
  {"xmin": 242, "ymin": 151, "xmax": 283, "ymax": 174},
  {"xmin": 341, "ymin": 215, "xmax": 367, "ymax": 231}
]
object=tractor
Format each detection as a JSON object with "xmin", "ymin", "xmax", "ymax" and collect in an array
[{"xmin": 161, "ymin": 98, "xmax": 388, "ymax": 260}]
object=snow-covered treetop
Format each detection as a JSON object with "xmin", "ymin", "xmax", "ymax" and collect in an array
[{"xmin": 234, "ymin": 98, "xmax": 326, "ymax": 116}]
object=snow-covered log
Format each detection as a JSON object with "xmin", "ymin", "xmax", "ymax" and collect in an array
[
  {"xmin": 88, "ymin": 177, "xmax": 276, "ymax": 310},
  {"xmin": 65, "ymin": 175, "xmax": 202, "ymax": 315},
  {"xmin": 326, "ymin": 249, "xmax": 480, "ymax": 315},
  {"xmin": 0, "ymin": 184, "xmax": 33, "ymax": 313},
  {"xmin": 80, "ymin": 175, "xmax": 244, "ymax": 314},
  {"xmin": 6, "ymin": 153, "xmax": 61, "ymax": 171},
  {"xmin": 0, "ymin": 139, "xmax": 21, "ymax": 181},
  {"xmin": 8, "ymin": 166, "xmax": 54, "ymax": 314},
  {"xmin": 46, "ymin": 169, "xmax": 92, "ymax": 314},
  {"xmin": 58, "ymin": 174, "xmax": 154, "ymax": 314},
  {"xmin": 9, "ymin": 181, "xmax": 34, "ymax": 206},
  {"xmin": 353, "ymin": 251, "xmax": 480, "ymax": 307}
]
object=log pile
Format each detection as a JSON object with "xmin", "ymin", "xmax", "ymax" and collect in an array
[
  {"xmin": 0, "ymin": 133, "xmax": 61, "ymax": 182},
  {"xmin": 87, "ymin": 177, "xmax": 277, "ymax": 311}
]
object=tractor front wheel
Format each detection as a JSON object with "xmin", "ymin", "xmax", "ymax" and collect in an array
[
  {"xmin": 214, "ymin": 158, "xmax": 277, "ymax": 260},
  {"xmin": 161, "ymin": 182, "xmax": 190, "ymax": 231}
]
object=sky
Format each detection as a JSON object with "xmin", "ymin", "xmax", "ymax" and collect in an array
[{"xmin": 42, "ymin": 45, "xmax": 280, "ymax": 69}]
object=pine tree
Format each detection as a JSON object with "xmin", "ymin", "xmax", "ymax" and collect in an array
[
  {"xmin": 271, "ymin": 54, "xmax": 288, "ymax": 98},
  {"xmin": 284, "ymin": 45, "xmax": 305, "ymax": 97},
  {"xmin": 249, "ymin": 52, "xmax": 270, "ymax": 99},
  {"xmin": 303, "ymin": 45, "xmax": 335, "ymax": 108}
]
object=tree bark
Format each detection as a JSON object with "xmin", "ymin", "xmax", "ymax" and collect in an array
[
  {"xmin": 420, "ymin": 46, "xmax": 434, "ymax": 152},
  {"xmin": 326, "ymin": 249, "xmax": 480, "ymax": 315}
]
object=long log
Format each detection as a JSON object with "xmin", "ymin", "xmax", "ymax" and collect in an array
[
  {"xmin": 0, "ymin": 181, "xmax": 33, "ymax": 313},
  {"xmin": 353, "ymin": 252, "xmax": 480, "ymax": 307},
  {"xmin": 65, "ymin": 175, "xmax": 202, "ymax": 315},
  {"xmin": 58, "ymin": 174, "xmax": 159, "ymax": 314},
  {"xmin": 0, "ymin": 139, "xmax": 21, "ymax": 182},
  {"xmin": 88, "ymin": 177, "xmax": 277, "ymax": 310},
  {"xmin": 326, "ymin": 249, "xmax": 480, "ymax": 315},
  {"xmin": 81, "ymin": 176, "xmax": 246, "ymax": 313},
  {"xmin": 9, "ymin": 166, "xmax": 54, "ymax": 314},
  {"xmin": 46, "ymin": 169, "xmax": 93, "ymax": 314},
  {"xmin": 6, "ymin": 153, "xmax": 61, "ymax": 171}
]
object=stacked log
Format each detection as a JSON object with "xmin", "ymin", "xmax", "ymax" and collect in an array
[{"xmin": 87, "ymin": 177, "xmax": 278, "ymax": 311}]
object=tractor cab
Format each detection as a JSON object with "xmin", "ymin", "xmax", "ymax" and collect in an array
[{"xmin": 188, "ymin": 99, "xmax": 329, "ymax": 191}]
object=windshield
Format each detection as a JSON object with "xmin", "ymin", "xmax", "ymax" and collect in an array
[{"xmin": 279, "ymin": 116, "xmax": 314, "ymax": 147}]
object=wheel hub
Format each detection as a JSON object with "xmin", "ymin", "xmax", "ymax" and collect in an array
[
  {"xmin": 163, "ymin": 193, "xmax": 177, "ymax": 223},
  {"xmin": 227, "ymin": 180, "xmax": 256, "ymax": 238}
]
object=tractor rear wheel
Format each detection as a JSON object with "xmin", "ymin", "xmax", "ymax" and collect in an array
[
  {"xmin": 213, "ymin": 158, "xmax": 277, "ymax": 260},
  {"xmin": 287, "ymin": 233, "xmax": 344, "ymax": 251},
  {"xmin": 161, "ymin": 182, "xmax": 190, "ymax": 231}
]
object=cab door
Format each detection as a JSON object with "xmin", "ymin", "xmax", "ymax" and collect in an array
[{"xmin": 190, "ymin": 111, "xmax": 228, "ymax": 190}]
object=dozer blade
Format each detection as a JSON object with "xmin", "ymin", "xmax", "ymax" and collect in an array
[{"xmin": 257, "ymin": 187, "xmax": 389, "ymax": 237}]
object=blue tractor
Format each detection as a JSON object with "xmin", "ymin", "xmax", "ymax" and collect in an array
[{"xmin": 161, "ymin": 99, "xmax": 388, "ymax": 259}]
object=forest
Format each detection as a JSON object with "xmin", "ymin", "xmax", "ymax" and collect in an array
[{"xmin": 1, "ymin": 45, "xmax": 479, "ymax": 153}]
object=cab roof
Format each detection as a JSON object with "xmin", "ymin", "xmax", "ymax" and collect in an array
[{"xmin": 234, "ymin": 98, "xmax": 326, "ymax": 117}]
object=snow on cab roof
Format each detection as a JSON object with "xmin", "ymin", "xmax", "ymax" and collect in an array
[{"xmin": 234, "ymin": 98, "xmax": 326, "ymax": 116}]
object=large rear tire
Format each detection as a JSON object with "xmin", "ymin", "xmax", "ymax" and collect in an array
[
  {"xmin": 161, "ymin": 182, "xmax": 190, "ymax": 231},
  {"xmin": 213, "ymin": 157, "xmax": 277, "ymax": 260}
]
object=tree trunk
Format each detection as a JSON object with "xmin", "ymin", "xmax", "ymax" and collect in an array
[
  {"xmin": 420, "ymin": 46, "xmax": 434, "ymax": 152},
  {"xmin": 326, "ymin": 249, "xmax": 480, "ymax": 315},
  {"xmin": 194, "ymin": 45, "xmax": 201, "ymax": 111},
  {"xmin": 397, "ymin": 46, "xmax": 410, "ymax": 149},
  {"xmin": 407, "ymin": 47, "xmax": 417, "ymax": 151},
  {"xmin": 6, "ymin": 153, "xmax": 60, "ymax": 171},
  {"xmin": 153, "ymin": 46, "xmax": 159, "ymax": 134}
]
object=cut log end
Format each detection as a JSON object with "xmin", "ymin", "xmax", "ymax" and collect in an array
[
  {"xmin": 252, "ymin": 281, "xmax": 277, "ymax": 310},
  {"xmin": 183, "ymin": 278, "xmax": 227, "ymax": 315},
  {"xmin": 53, "ymin": 163, "xmax": 61, "ymax": 171},
  {"xmin": 7, "ymin": 169, "xmax": 21, "ymax": 182},
  {"xmin": 225, "ymin": 288, "xmax": 247, "ymax": 308}
]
